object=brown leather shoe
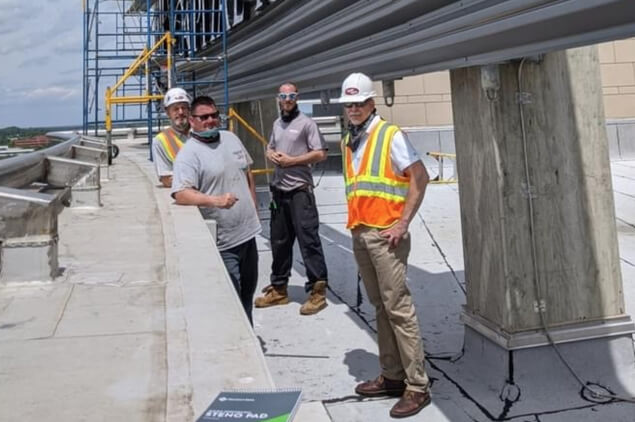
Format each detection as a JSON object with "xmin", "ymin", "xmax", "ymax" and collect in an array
[
  {"xmin": 355, "ymin": 375, "xmax": 406, "ymax": 397},
  {"xmin": 299, "ymin": 280, "xmax": 328, "ymax": 315},
  {"xmin": 389, "ymin": 390, "xmax": 431, "ymax": 418},
  {"xmin": 254, "ymin": 285, "xmax": 289, "ymax": 308}
]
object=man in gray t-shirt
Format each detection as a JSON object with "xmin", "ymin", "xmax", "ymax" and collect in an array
[
  {"xmin": 254, "ymin": 82, "xmax": 329, "ymax": 316},
  {"xmin": 171, "ymin": 96, "xmax": 261, "ymax": 324}
]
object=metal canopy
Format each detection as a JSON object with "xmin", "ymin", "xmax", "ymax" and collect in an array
[{"xmin": 192, "ymin": 0, "xmax": 635, "ymax": 102}]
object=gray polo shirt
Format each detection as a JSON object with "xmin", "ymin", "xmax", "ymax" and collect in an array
[
  {"xmin": 171, "ymin": 131, "xmax": 261, "ymax": 251},
  {"xmin": 268, "ymin": 112, "xmax": 327, "ymax": 191}
]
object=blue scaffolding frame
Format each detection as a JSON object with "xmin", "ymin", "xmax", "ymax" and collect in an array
[{"xmin": 82, "ymin": 0, "xmax": 230, "ymax": 153}]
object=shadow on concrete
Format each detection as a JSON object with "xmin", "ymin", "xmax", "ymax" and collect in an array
[
  {"xmin": 343, "ymin": 349, "xmax": 380, "ymax": 383},
  {"xmin": 259, "ymin": 203, "xmax": 635, "ymax": 421}
]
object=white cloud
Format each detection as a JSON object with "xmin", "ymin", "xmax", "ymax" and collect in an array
[
  {"xmin": 0, "ymin": 1, "xmax": 113, "ymax": 127},
  {"xmin": 19, "ymin": 56, "xmax": 51, "ymax": 69},
  {"xmin": 0, "ymin": 35, "xmax": 37, "ymax": 55},
  {"xmin": 25, "ymin": 86, "xmax": 79, "ymax": 101},
  {"xmin": 0, "ymin": 85, "xmax": 79, "ymax": 105}
]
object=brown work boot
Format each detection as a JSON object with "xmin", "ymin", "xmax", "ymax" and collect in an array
[
  {"xmin": 254, "ymin": 285, "xmax": 289, "ymax": 308},
  {"xmin": 389, "ymin": 390, "xmax": 431, "ymax": 418},
  {"xmin": 299, "ymin": 280, "xmax": 328, "ymax": 315},
  {"xmin": 355, "ymin": 375, "xmax": 406, "ymax": 397}
]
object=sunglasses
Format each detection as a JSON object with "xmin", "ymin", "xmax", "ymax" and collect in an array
[
  {"xmin": 278, "ymin": 92, "xmax": 298, "ymax": 101},
  {"xmin": 343, "ymin": 101, "xmax": 369, "ymax": 109},
  {"xmin": 192, "ymin": 112, "xmax": 220, "ymax": 121}
]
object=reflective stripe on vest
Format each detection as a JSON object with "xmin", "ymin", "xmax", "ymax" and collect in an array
[
  {"xmin": 341, "ymin": 120, "xmax": 410, "ymax": 229},
  {"xmin": 156, "ymin": 128, "xmax": 184, "ymax": 162}
]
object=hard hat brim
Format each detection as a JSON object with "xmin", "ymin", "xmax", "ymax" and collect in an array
[
  {"xmin": 335, "ymin": 92, "xmax": 376, "ymax": 103},
  {"xmin": 165, "ymin": 100, "xmax": 190, "ymax": 108}
]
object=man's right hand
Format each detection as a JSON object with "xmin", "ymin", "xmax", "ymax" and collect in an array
[
  {"xmin": 267, "ymin": 149, "xmax": 280, "ymax": 165},
  {"xmin": 159, "ymin": 175, "xmax": 173, "ymax": 188},
  {"xmin": 212, "ymin": 193, "xmax": 239, "ymax": 209}
]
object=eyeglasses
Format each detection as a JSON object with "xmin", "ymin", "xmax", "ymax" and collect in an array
[
  {"xmin": 344, "ymin": 101, "xmax": 369, "ymax": 109},
  {"xmin": 192, "ymin": 112, "xmax": 220, "ymax": 121},
  {"xmin": 278, "ymin": 92, "xmax": 298, "ymax": 101}
]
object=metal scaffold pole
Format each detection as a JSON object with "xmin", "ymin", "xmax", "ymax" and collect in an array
[{"xmin": 82, "ymin": 0, "xmax": 230, "ymax": 163}]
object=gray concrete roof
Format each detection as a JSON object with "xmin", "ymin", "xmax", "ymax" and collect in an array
[
  {"xmin": 1, "ymin": 141, "xmax": 633, "ymax": 421},
  {"xmin": 255, "ymin": 160, "xmax": 635, "ymax": 421}
]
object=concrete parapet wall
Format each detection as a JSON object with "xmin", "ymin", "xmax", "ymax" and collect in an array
[
  {"xmin": 126, "ymin": 146, "xmax": 275, "ymax": 420},
  {"xmin": 0, "ymin": 135, "xmax": 107, "ymax": 283}
]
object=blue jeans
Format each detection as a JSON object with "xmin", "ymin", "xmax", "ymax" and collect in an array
[{"xmin": 219, "ymin": 237, "xmax": 258, "ymax": 325}]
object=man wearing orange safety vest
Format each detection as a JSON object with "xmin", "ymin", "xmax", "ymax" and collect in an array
[
  {"xmin": 337, "ymin": 73, "xmax": 432, "ymax": 419},
  {"xmin": 152, "ymin": 87, "xmax": 191, "ymax": 187}
]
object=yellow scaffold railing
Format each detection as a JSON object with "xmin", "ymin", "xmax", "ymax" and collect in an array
[
  {"xmin": 227, "ymin": 107, "xmax": 274, "ymax": 176},
  {"xmin": 426, "ymin": 151, "xmax": 458, "ymax": 184},
  {"xmin": 104, "ymin": 32, "xmax": 174, "ymax": 163}
]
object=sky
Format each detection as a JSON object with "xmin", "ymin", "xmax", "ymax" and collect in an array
[
  {"xmin": 0, "ymin": 0, "xmax": 130, "ymax": 129},
  {"xmin": 0, "ymin": 0, "xmax": 87, "ymax": 128}
]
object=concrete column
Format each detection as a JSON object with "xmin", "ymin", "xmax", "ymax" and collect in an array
[
  {"xmin": 441, "ymin": 46, "xmax": 635, "ymax": 415},
  {"xmin": 450, "ymin": 46, "xmax": 634, "ymax": 348}
]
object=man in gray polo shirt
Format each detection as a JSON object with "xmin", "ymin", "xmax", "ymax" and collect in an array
[
  {"xmin": 254, "ymin": 82, "xmax": 329, "ymax": 315},
  {"xmin": 171, "ymin": 96, "xmax": 261, "ymax": 324}
]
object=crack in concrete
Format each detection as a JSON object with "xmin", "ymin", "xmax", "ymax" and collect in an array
[
  {"xmin": 51, "ymin": 284, "xmax": 74, "ymax": 337},
  {"xmin": 427, "ymin": 357, "xmax": 625, "ymax": 421},
  {"xmin": 617, "ymin": 217, "xmax": 635, "ymax": 230},
  {"xmin": 418, "ymin": 213, "xmax": 466, "ymax": 295}
]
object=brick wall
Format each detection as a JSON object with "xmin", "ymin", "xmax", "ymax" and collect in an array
[{"xmin": 599, "ymin": 38, "xmax": 635, "ymax": 119}]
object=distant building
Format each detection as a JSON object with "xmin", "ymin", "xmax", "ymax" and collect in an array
[{"xmin": 11, "ymin": 135, "xmax": 50, "ymax": 149}]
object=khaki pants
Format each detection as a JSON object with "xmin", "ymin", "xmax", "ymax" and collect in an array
[{"xmin": 352, "ymin": 226, "xmax": 429, "ymax": 393}]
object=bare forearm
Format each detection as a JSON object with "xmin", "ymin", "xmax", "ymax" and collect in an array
[
  {"xmin": 247, "ymin": 169, "xmax": 257, "ymax": 206},
  {"xmin": 293, "ymin": 149, "xmax": 327, "ymax": 165},
  {"xmin": 398, "ymin": 162, "xmax": 429, "ymax": 228},
  {"xmin": 174, "ymin": 188, "xmax": 215, "ymax": 207},
  {"xmin": 268, "ymin": 148, "xmax": 327, "ymax": 167}
]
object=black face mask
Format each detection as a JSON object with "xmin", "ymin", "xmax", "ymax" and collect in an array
[
  {"xmin": 191, "ymin": 131, "xmax": 220, "ymax": 144},
  {"xmin": 280, "ymin": 105, "xmax": 300, "ymax": 123},
  {"xmin": 347, "ymin": 110, "xmax": 376, "ymax": 152}
]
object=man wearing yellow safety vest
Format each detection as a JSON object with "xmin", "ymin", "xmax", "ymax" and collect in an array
[
  {"xmin": 152, "ymin": 87, "xmax": 191, "ymax": 187},
  {"xmin": 337, "ymin": 73, "xmax": 432, "ymax": 418}
]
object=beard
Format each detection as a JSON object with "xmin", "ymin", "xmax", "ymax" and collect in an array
[{"xmin": 173, "ymin": 118, "xmax": 189, "ymax": 133}]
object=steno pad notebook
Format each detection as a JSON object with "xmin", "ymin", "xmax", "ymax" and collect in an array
[{"xmin": 197, "ymin": 388, "xmax": 302, "ymax": 422}]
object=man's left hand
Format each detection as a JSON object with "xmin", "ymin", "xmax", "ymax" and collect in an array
[
  {"xmin": 380, "ymin": 221, "xmax": 408, "ymax": 248},
  {"xmin": 273, "ymin": 151, "xmax": 296, "ymax": 168}
]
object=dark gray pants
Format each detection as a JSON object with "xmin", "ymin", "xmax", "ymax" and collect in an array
[
  {"xmin": 269, "ymin": 186, "xmax": 328, "ymax": 291},
  {"xmin": 220, "ymin": 237, "xmax": 258, "ymax": 325}
]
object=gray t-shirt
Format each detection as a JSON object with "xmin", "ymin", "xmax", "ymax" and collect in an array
[
  {"xmin": 171, "ymin": 131, "xmax": 261, "ymax": 251},
  {"xmin": 268, "ymin": 112, "xmax": 327, "ymax": 191},
  {"xmin": 152, "ymin": 127, "xmax": 188, "ymax": 179}
]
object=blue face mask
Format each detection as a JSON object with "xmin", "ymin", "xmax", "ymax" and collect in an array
[{"xmin": 192, "ymin": 128, "xmax": 220, "ymax": 139}]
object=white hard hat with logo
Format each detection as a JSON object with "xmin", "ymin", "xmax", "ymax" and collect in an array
[
  {"xmin": 336, "ymin": 72, "xmax": 376, "ymax": 103},
  {"xmin": 163, "ymin": 87, "xmax": 191, "ymax": 108}
]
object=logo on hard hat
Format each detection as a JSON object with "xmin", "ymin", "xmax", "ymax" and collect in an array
[{"xmin": 345, "ymin": 87, "xmax": 359, "ymax": 95}]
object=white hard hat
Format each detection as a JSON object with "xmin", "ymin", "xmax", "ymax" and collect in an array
[
  {"xmin": 336, "ymin": 72, "xmax": 376, "ymax": 103},
  {"xmin": 163, "ymin": 87, "xmax": 191, "ymax": 108}
]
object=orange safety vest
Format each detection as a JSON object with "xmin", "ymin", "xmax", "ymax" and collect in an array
[
  {"xmin": 341, "ymin": 119, "xmax": 410, "ymax": 229},
  {"xmin": 156, "ymin": 127, "xmax": 184, "ymax": 162}
]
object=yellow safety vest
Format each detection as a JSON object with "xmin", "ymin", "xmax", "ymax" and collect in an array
[
  {"xmin": 156, "ymin": 127, "xmax": 184, "ymax": 162},
  {"xmin": 341, "ymin": 120, "xmax": 410, "ymax": 229}
]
